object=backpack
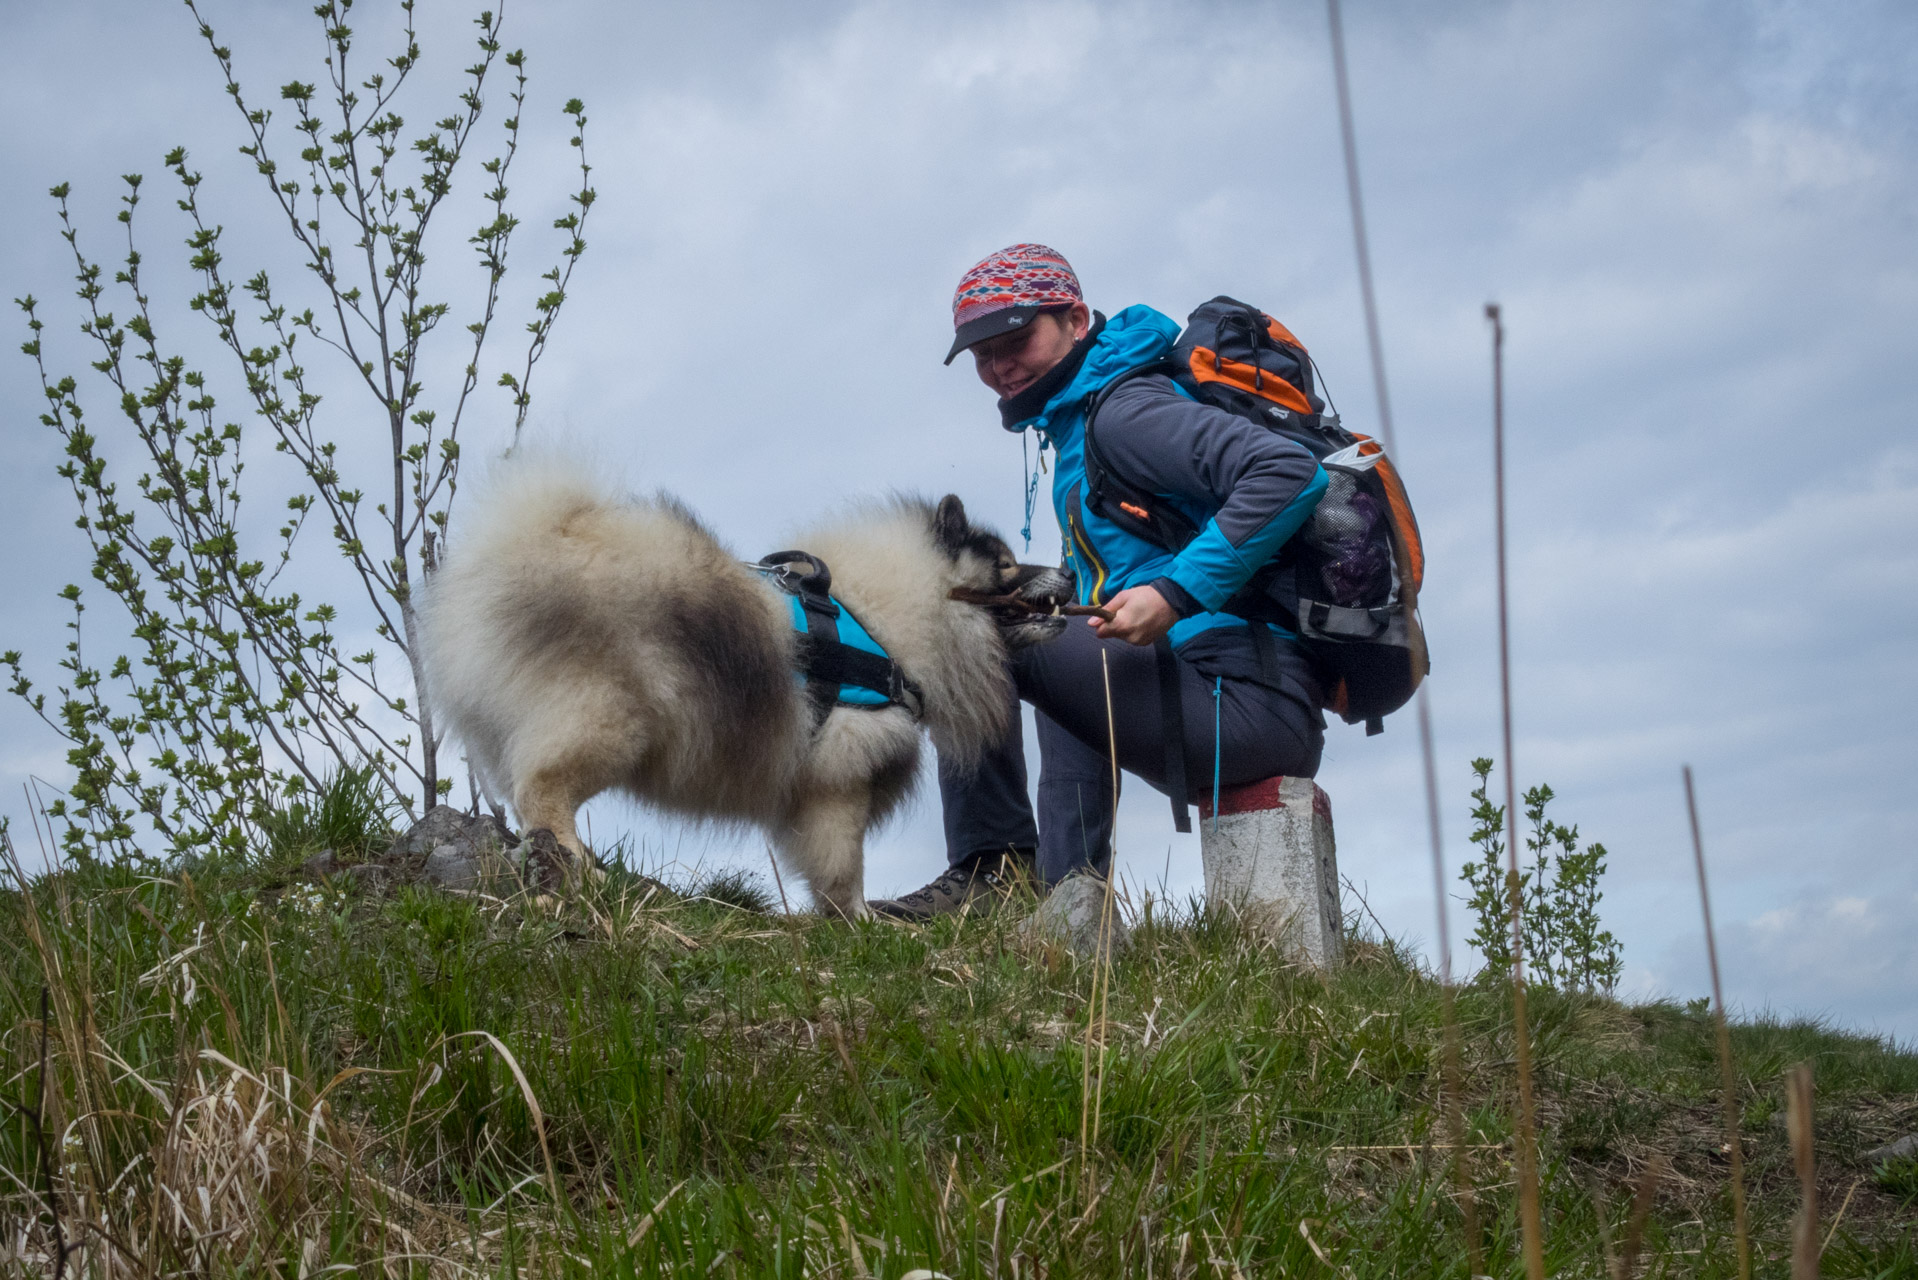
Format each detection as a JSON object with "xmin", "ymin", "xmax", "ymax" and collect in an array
[{"xmin": 1083, "ymin": 296, "xmax": 1428, "ymax": 735}]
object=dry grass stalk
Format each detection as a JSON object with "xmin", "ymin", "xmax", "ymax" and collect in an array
[
  {"xmin": 1483, "ymin": 300, "xmax": 1547, "ymax": 1280},
  {"xmin": 764, "ymin": 845, "xmax": 823, "ymax": 1013},
  {"xmin": 1407, "ymin": 684, "xmax": 1480, "ymax": 1271},
  {"xmin": 1321, "ymin": 5, "xmax": 1482, "ymax": 1259},
  {"xmin": 0, "ymin": 833, "xmax": 578, "ymax": 1277},
  {"xmin": 1787, "ymin": 1063, "xmax": 1818, "ymax": 1279},
  {"xmin": 1614, "ymin": 1154, "xmax": 1669, "ymax": 1280},
  {"xmin": 1685, "ymin": 765, "xmax": 1753, "ymax": 1280},
  {"xmin": 1321, "ymin": 7, "xmax": 1498, "ymax": 1259},
  {"xmin": 1322, "ymin": 1, "xmax": 1498, "ymax": 1264},
  {"xmin": 1821, "ymin": 1177, "xmax": 1861, "ymax": 1256},
  {"xmin": 1079, "ymin": 649, "xmax": 1124, "ymax": 1208},
  {"xmin": 3, "ymin": 824, "xmax": 112, "ymax": 1270},
  {"xmin": 13, "ymin": 987, "xmax": 77, "ymax": 1280},
  {"xmin": 437, "ymin": 1029, "xmax": 565, "ymax": 1212}
]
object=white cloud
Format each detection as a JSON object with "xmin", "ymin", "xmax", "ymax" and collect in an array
[{"xmin": 1685, "ymin": 892, "xmax": 1918, "ymax": 1046}]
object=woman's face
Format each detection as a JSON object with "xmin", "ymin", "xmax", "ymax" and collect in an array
[{"xmin": 971, "ymin": 302, "xmax": 1090, "ymax": 399}]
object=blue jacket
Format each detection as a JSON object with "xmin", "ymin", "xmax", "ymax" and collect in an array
[{"xmin": 1010, "ymin": 305, "xmax": 1330, "ymax": 651}]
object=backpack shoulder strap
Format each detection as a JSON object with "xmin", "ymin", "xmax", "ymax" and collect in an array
[
  {"xmin": 1153, "ymin": 638, "xmax": 1193, "ymax": 834},
  {"xmin": 1081, "ymin": 359, "xmax": 1203, "ymax": 554}
]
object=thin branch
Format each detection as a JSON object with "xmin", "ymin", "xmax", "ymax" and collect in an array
[{"xmin": 1326, "ymin": 1, "xmax": 1480, "ymax": 1266}]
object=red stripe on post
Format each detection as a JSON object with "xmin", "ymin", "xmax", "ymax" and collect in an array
[
  {"xmin": 1196, "ymin": 777, "xmax": 1335, "ymax": 824},
  {"xmin": 1197, "ymin": 776, "xmax": 1285, "ymax": 819}
]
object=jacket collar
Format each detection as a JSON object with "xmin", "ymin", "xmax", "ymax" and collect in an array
[
  {"xmin": 1004, "ymin": 304, "xmax": 1182, "ymax": 439},
  {"xmin": 997, "ymin": 312, "xmax": 1106, "ymax": 429}
]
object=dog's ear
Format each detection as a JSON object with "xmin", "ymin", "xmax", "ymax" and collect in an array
[{"xmin": 933, "ymin": 494, "xmax": 970, "ymax": 556}]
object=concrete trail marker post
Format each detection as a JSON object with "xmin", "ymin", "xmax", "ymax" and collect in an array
[{"xmin": 1197, "ymin": 776, "xmax": 1343, "ymax": 968}]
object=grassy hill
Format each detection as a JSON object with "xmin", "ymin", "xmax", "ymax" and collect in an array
[{"xmin": 2, "ymin": 837, "xmax": 1914, "ymax": 1278}]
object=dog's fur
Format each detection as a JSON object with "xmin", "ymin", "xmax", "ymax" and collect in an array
[{"xmin": 420, "ymin": 457, "xmax": 1067, "ymax": 917}]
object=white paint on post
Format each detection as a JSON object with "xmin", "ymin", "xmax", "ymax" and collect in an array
[{"xmin": 1198, "ymin": 776, "xmax": 1343, "ymax": 968}]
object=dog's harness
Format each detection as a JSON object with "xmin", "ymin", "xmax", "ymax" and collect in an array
[{"xmin": 752, "ymin": 551, "xmax": 925, "ymax": 729}]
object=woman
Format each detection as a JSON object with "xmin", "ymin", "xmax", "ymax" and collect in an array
[{"xmin": 873, "ymin": 244, "xmax": 1330, "ymax": 920}]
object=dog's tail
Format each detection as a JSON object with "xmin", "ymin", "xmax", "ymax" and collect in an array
[{"xmin": 417, "ymin": 454, "xmax": 624, "ymax": 795}]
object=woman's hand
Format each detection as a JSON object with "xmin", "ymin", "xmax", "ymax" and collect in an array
[{"xmin": 1090, "ymin": 584, "xmax": 1178, "ymax": 647}]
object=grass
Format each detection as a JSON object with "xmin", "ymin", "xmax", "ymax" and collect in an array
[
  {"xmin": 2, "ymin": 831, "xmax": 1915, "ymax": 1277},
  {"xmin": 254, "ymin": 764, "xmax": 403, "ymax": 865}
]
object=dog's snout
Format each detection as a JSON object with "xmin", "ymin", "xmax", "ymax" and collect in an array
[
  {"xmin": 1009, "ymin": 565, "xmax": 1073, "ymax": 607},
  {"xmin": 995, "ymin": 565, "xmax": 1075, "ymax": 650}
]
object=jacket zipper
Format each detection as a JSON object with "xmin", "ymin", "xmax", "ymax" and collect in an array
[{"xmin": 1065, "ymin": 487, "xmax": 1111, "ymax": 606}]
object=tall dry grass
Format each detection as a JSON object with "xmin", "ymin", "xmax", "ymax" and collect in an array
[{"xmin": 0, "ymin": 827, "xmax": 575, "ymax": 1277}]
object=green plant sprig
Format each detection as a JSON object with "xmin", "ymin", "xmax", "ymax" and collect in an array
[
  {"xmin": 9, "ymin": 0, "xmax": 596, "ymax": 866},
  {"xmin": 1458, "ymin": 757, "xmax": 1622, "ymax": 993}
]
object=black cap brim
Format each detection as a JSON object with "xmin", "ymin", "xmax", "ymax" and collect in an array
[{"xmin": 943, "ymin": 305, "xmax": 1046, "ymax": 365}]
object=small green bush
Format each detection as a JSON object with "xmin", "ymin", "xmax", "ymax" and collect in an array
[{"xmin": 1458, "ymin": 756, "xmax": 1623, "ymax": 992}]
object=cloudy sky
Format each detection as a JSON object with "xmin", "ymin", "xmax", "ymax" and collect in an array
[{"xmin": 4, "ymin": 1, "xmax": 1914, "ymax": 1040}]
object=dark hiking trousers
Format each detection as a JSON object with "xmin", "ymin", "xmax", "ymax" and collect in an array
[{"xmin": 938, "ymin": 620, "xmax": 1325, "ymax": 886}]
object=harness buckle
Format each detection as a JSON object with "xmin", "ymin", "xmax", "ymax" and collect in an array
[{"xmin": 757, "ymin": 550, "xmax": 834, "ymax": 604}]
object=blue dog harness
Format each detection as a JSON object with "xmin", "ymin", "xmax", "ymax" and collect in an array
[{"xmin": 754, "ymin": 551, "xmax": 925, "ymax": 728}]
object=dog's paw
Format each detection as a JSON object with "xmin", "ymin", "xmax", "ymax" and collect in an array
[{"xmin": 514, "ymin": 828, "xmax": 572, "ymax": 892}]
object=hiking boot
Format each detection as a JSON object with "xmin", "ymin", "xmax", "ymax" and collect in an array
[{"xmin": 869, "ymin": 847, "xmax": 1037, "ymax": 922}]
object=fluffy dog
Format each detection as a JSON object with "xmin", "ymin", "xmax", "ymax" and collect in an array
[{"xmin": 420, "ymin": 458, "xmax": 1067, "ymax": 917}]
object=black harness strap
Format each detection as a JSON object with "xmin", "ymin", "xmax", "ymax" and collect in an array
[
  {"xmin": 760, "ymin": 550, "xmax": 842, "ymax": 725},
  {"xmin": 1154, "ymin": 638, "xmax": 1193, "ymax": 834},
  {"xmin": 755, "ymin": 550, "xmax": 925, "ymax": 730},
  {"xmin": 802, "ymin": 642, "xmax": 913, "ymax": 704},
  {"xmin": 792, "ymin": 607, "xmax": 844, "ymax": 728}
]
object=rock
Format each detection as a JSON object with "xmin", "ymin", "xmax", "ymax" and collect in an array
[
  {"xmin": 514, "ymin": 828, "xmax": 572, "ymax": 892},
  {"xmin": 338, "ymin": 863, "xmax": 389, "ymax": 890},
  {"xmin": 1018, "ymin": 873, "xmax": 1130, "ymax": 960},
  {"xmin": 1865, "ymin": 1134, "xmax": 1918, "ymax": 1164},
  {"xmin": 392, "ymin": 805, "xmax": 513, "ymax": 860},
  {"xmin": 423, "ymin": 843, "xmax": 481, "ymax": 891},
  {"xmin": 377, "ymin": 807, "xmax": 583, "ymax": 896},
  {"xmin": 302, "ymin": 849, "xmax": 339, "ymax": 878}
]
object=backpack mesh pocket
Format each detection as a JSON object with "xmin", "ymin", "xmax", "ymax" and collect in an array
[{"xmin": 1303, "ymin": 470, "xmax": 1396, "ymax": 609}]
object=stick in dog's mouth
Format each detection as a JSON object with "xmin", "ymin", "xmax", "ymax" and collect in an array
[{"xmin": 948, "ymin": 587, "xmax": 1114, "ymax": 623}]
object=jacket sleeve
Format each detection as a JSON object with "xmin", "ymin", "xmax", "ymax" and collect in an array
[{"xmin": 1097, "ymin": 376, "xmax": 1328, "ymax": 613}]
